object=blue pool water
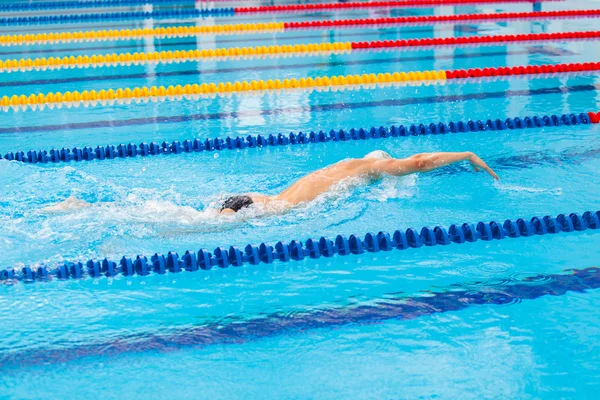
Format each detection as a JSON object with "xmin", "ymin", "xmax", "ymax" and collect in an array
[{"xmin": 1, "ymin": 0, "xmax": 600, "ymax": 398}]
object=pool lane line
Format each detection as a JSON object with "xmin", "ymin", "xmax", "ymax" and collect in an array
[
  {"xmin": 0, "ymin": 31, "xmax": 600, "ymax": 72},
  {"xmin": 1, "ymin": 61, "xmax": 600, "ymax": 112},
  {"xmin": 2, "ymin": 30, "xmax": 597, "ymax": 73},
  {"xmin": 0, "ymin": 0, "xmax": 558, "ymax": 26},
  {"xmin": 0, "ymin": 80, "xmax": 593, "ymax": 136},
  {"xmin": 1, "ymin": 266, "xmax": 598, "ymax": 369},
  {"xmin": 2, "ymin": 9, "xmax": 596, "ymax": 47},
  {"xmin": 0, "ymin": 7, "xmax": 235, "ymax": 27},
  {"xmin": 0, "ymin": 41, "xmax": 353, "ymax": 72},
  {"xmin": 1, "ymin": 210, "xmax": 598, "ymax": 286},
  {"xmin": 0, "ymin": 46, "xmax": 558, "ymax": 89},
  {"xmin": 0, "ymin": 25, "xmax": 459, "ymax": 57},
  {"xmin": 288, "ymin": 9, "xmax": 600, "ymax": 29},
  {"xmin": 0, "ymin": 12, "xmax": 290, "ymax": 35},
  {"xmin": 0, "ymin": 0, "xmax": 198, "ymax": 12},
  {"xmin": 0, "ymin": 7, "xmax": 425, "ymax": 35},
  {"xmin": 236, "ymin": 0, "xmax": 558, "ymax": 14},
  {"xmin": 2, "ymin": 110, "xmax": 597, "ymax": 164},
  {"xmin": 0, "ymin": 8, "xmax": 441, "ymax": 35},
  {"xmin": 0, "ymin": 22, "xmax": 285, "ymax": 48},
  {"xmin": 0, "ymin": 0, "xmax": 553, "ymax": 13}
]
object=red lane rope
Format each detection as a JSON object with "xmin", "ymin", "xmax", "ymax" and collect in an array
[
  {"xmin": 236, "ymin": 0, "xmax": 557, "ymax": 13},
  {"xmin": 445, "ymin": 61, "xmax": 600, "ymax": 79},
  {"xmin": 284, "ymin": 9, "xmax": 600, "ymax": 29},
  {"xmin": 351, "ymin": 30, "xmax": 600, "ymax": 49}
]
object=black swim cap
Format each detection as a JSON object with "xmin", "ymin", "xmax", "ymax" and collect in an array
[{"xmin": 221, "ymin": 195, "xmax": 254, "ymax": 212}]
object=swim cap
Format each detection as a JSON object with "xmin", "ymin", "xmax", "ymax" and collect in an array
[
  {"xmin": 221, "ymin": 195, "xmax": 254, "ymax": 212},
  {"xmin": 363, "ymin": 150, "xmax": 392, "ymax": 160}
]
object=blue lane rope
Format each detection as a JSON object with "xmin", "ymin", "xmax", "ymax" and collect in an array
[
  {"xmin": 0, "ymin": 0, "xmax": 196, "ymax": 12},
  {"xmin": 1, "ymin": 211, "xmax": 598, "ymax": 283},
  {"xmin": 0, "ymin": 112, "xmax": 592, "ymax": 165},
  {"xmin": 0, "ymin": 8, "xmax": 235, "ymax": 26}
]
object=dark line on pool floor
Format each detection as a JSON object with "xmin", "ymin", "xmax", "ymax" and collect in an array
[
  {"xmin": 0, "ymin": 266, "xmax": 597, "ymax": 368},
  {"xmin": 0, "ymin": 82, "xmax": 597, "ymax": 135},
  {"xmin": 0, "ymin": 45, "xmax": 573, "ymax": 89}
]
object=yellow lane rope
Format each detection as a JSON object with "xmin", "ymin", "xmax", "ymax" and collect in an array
[
  {"xmin": 0, "ymin": 23, "xmax": 286, "ymax": 47},
  {"xmin": 0, "ymin": 42, "xmax": 352, "ymax": 72},
  {"xmin": 0, "ymin": 70, "xmax": 446, "ymax": 111}
]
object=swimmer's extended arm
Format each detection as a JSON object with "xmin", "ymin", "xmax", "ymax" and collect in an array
[{"xmin": 375, "ymin": 152, "xmax": 499, "ymax": 180}]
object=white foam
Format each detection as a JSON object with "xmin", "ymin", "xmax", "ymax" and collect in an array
[
  {"xmin": 37, "ymin": 197, "xmax": 247, "ymax": 238},
  {"xmin": 364, "ymin": 175, "xmax": 418, "ymax": 201},
  {"xmin": 32, "ymin": 169, "xmax": 422, "ymax": 240}
]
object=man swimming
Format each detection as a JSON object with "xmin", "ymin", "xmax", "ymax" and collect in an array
[
  {"xmin": 219, "ymin": 150, "xmax": 498, "ymax": 214},
  {"xmin": 43, "ymin": 150, "xmax": 498, "ymax": 214}
]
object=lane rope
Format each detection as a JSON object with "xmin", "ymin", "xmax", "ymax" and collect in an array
[
  {"xmin": 0, "ymin": 42, "xmax": 353, "ymax": 72},
  {"xmin": 235, "ymin": 0, "xmax": 557, "ymax": 14},
  {"xmin": 1, "ymin": 210, "xmax": 598, "ymax": 283},
  {"xmin": 2, "ymin": 30, "xmax": 599, "ymax": 73},
  {"xmin": 0, "ymin": 0, "xmax": 552, "ymax": 12},
  {"xmin": 2, "ymin": 111, "xmax": 598, "ymax": 165},
  {"xmin": 1, "ymin": 9, "xmax": 596, "ymax": 47},
  {"xmin": 0, "ymin": 0, "xmax": 558, "ymax": 26},
  {"xmin": 0, "ymin": 22, "xmax": 285, "ymax": 46},
  {"xmin": 1, "ymin": 0, "xmax": 198, "ymax": 12},
  {"xmin": 0, "ymin": 8, "xmax": 235, "ymax": 27},
  {"xmin": 1, "ymin": 61, "xmax": 599, "ymax": 112},
  {"xmin": 286, "ymin": 9, "xmax": 600, "ymax": 29}
]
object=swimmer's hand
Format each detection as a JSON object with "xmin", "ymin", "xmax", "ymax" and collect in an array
[{"xmin": 468, "ymin": 153, "xmax": 499, "ymax": 180}]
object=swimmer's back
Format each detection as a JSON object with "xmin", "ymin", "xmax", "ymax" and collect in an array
[{"xmin": 275, "ymin": 157, "xmax": 381, "ymax": 205}]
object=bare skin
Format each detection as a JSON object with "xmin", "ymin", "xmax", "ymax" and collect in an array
[
  {"xmin": 221, "ymin": 151, "xmax": 499, "ymax": 214},
  {"xmin": 43, "ymin": 151, "xmax": 498, "ymax": 214}
]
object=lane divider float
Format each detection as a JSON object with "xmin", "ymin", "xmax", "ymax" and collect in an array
[
  {"xmin": 2, "ymin": 30, "xmax": 599, "ymax": 73},
  {"xmin": 0, "ymin": 0, "xmax": 553, "ymax": 13},
  {"xmin": 2, "ymin": 111, "xmax": 597, "ymax": 165},
  {"xmin": 0, "ymin": 0, "xmax": 199, "ymax": 12},
  {"xmin": 234, "ymin": 0, "xmax": 558, "ymax": 14},
  {"xmin": 0, "ymin": 8, "xmax": 235, "ymax": 27},
  {"xmin": 1, "ymin": 9, "xmax": 596, "ymax": 47},
  {"xmin": 0, "ymin": 22, "xmax": 285, "ymax": 47},
  {"xmin": 286, "ymin": 9, "xmax": 600, "ymax": 29},
  {"xmin": 0, "ymin": 0, "xmax": 558, "ymax": 26},
  {"xmin": 0, "ymin": 42, "xmax": 352, "ymax": 72},
  {"xmin": 0, "ymin": 61, "xmax": 599, "ymax": 112},
  {"xmin": 1, "ymin": 210, "xmax": 598, "ymax": 283}
]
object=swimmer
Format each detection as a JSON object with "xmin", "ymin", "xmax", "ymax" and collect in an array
[
  {"xmin": 42, "ymin": 151, "xmax": 498, "ymax": 214},
  {"xmin": 219, "ymin": 150, "xmax": 499, "ymax": 214}
]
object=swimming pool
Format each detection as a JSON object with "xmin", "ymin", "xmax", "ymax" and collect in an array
[{"xmin": 1, "ymin": 0, "xmax": 600, "ymax": 398}]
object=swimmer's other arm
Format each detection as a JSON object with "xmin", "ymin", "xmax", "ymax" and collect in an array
[{"xmin": 374, "ymin": 152, "xmax": 499, "ymax": 180}]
